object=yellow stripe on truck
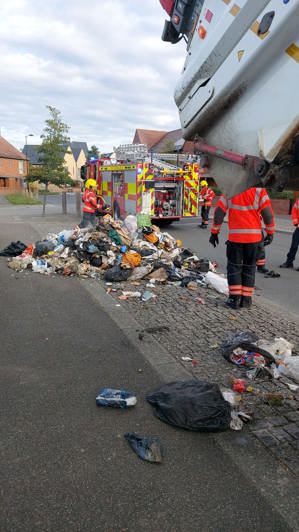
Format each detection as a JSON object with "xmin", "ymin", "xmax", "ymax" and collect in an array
[
  {"xmin": 229, "ymin": 4, "xmax": 240, "ymax": 17},
  {"xmin": 286, "ymin": 43, "xmax": 299, "ymax": 63}
]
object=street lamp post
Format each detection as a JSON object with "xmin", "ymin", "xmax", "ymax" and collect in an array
[
  {"xmin": 24, "ymin": 134, "xmax": 34, "ymax": 193},
  {"xmin": 25, "ymin": 133, "xmax": 34, "ymax": 158}
]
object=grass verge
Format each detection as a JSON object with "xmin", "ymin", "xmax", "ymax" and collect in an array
[{"xmin": 6, "ymin": 193, "xmax": 42, "ymax": 205}]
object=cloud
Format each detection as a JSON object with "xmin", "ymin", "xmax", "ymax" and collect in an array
[{"xmin": 0, "ymin": 0, "xmax": 186, "ymax": 152}]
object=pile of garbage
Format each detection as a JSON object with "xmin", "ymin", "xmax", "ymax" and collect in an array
[{"xmin": 2, "ymin": 214, "xmax": 228, "ymax": 295}]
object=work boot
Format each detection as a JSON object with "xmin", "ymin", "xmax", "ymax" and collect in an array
[
  {"xmin": 280, "ymin": 262, "xmax": 293, "ymax": 268},
  {"xmin": 296, "ymin": 267, "xmax": 299, "ymax": 272},
  {"xmin": 257, "ymin": 266, "xmax": 269, "ymax": 274},
  {"xmin": 240, "ymin": 296, "xmax": 252, "ymax": 308},
  {"xmin": 225, "ymin": 295, "xmax": 241, "ymax": 309}
]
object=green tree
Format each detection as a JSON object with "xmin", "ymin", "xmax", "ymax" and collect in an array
[
  {"xmin": 88, "ymin": 145, "xmax": 100, "ymax": 159},
  {"xmin": 38, "ymin": 105, "xmax": 72, "ymax": 190},
  {"xmin": 160, "ymin": 140, "xmax": 175, "ymax": 153},
  {"xmin": 26, "ymin": 164, "xmax": 43, "ymax": 184}
]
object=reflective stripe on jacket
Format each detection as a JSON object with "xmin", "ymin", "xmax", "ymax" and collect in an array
[
  {"xmin": 211, "ymin": 187, "xmax": 275, "ymax": 243},
  {"xmin": 292, "ymin": 198, "xmax": 299, "ymax": 226},
  {"xmin": 199, "ymin": 187, "xmax": 215, "ymax": 206},
  {"xmin": 82, "ymin": 190, "xmax": 98, "ymax": 213},
  {"xmin": 97, "ymin": 195, "xmax": 106, "ymax": 210}
]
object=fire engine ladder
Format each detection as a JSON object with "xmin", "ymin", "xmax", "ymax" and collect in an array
[{"xmin": 145, "ymin": 157, "xmax": 180, "ymax": 171}]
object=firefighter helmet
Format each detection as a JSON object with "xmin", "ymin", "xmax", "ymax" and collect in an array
[
  {"xmin": 200, "ymin": 180, "xmax": 208, "ymax": 187},
  {"xmin": 85, "ymin": 179, "xmax": 97, "ymax": 189}
]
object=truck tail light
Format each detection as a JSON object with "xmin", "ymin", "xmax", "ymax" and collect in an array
[
  {"xmin": 198, "ymin": 25, "xmax": 207, "ymax": 39},
  {"xmin": 172, "ymin": 14, "xmax": 180, "ymax": 25}
]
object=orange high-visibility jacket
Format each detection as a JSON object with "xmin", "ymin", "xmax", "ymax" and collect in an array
[
  {"xmin": 291, "ymin": 198, "xmax": 299, "ymax": 226},
  {"xmin": 211, "ymin": 187, "xmax": 275, "ymax": 243},
  {"xmin": 82, "ymin": 190, "xmax": 98, "ymax": 213},
  {"xmin": 199, "ymin": 187, "xmax": 215, "ymax": 207}
]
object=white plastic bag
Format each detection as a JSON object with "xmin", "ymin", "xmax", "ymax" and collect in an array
[
  {"xmin": 257, "ymin": 337, "xmax": 293, "ymax": 360},
  {"xmin": 277, "ymin": 357, "xmax": 299, "ymax": 384},
  {"xmin": 205, "ymin": 271, "xmax": 229, "ymax": 295},
  {"xmin": 124, "ymin": 215, "xmax": 138, "ymax": 236},
  {"xmin": 32, "ymin": 259, "xmax": 53, "ymax": 274},
  {"xmin": 258, "ymin": 338, "xmax": 299, "ymax": 384}
]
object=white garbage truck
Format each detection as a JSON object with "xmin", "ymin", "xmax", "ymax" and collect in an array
[{"xmin": 159, "ymin": 0, "xmax": 299, "ymax": 197}]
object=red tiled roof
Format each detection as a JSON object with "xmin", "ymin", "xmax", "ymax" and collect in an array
[
  {"xmin": 0, "ymin": 136, "xmax": 26, "ymax": 160},
  {"xmin": 133, "ymin": 128, "xmax": 195, "ymax": 154},
  {"xmin": 133, "ymin": 129, "xmax": 168, "ymax": 149}
]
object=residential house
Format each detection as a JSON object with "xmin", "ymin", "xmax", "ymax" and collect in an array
[
  {"xmin": 0, "ymin": 136, "xmax": 28, "ymax": 194},
  {"xmin": 23, "ymin": 143, "xmax": 79, "ymax": 183},
  {"xmin": 70, "ymin": 142, "xmax": 88, "ymax": 180},
  {"xmin": 133, "ymin": 128, "xmax": 195, "ymax": 154},
  {"xmin": 63, "ymin": 145, "xmax": 78, "ymax": 182}
]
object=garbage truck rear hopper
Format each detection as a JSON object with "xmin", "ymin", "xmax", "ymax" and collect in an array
[{"xmin": 159, "ymin": 0, "xmax": 299, "ymax": 197}]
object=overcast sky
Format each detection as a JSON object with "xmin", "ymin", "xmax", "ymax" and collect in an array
[{"xmin": 0, "ymin": 0, "xmax": 187, "ymax": 152}]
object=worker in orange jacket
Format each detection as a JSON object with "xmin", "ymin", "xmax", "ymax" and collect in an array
[
  {"xmin": 280, "ymin": 197, "xmax": 299, "ymax": 270},
  {"xmin": 198, "ymin": 180, "xmax": 215, "ymax": 228},
  {"xmin": 209, "ymin": 187, "xmax": 275, "ymax": 309},
  {"xmin": 79, "ymin": 179, "xmax": 107, "ymax": 228}
]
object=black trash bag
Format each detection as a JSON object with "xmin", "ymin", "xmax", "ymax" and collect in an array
[
  {"xmin": 64, "ymin": 239, "xmax": 77, "ymax": 250},
  {"xmin": 180, "ymin": 248, "xmax": 194, "ymax": 261},
  {"xmin": 180, "ymin": 275, "xmax": 197, "ymax": 287},
  {"xmin": 124, "ymin": 433, "xmax": 163, "ymax": 463},
  {"xmin": 139, "ymin": 248, "xmax": 155, "ymax": 257},
  {"xmin": 95, "ymin": 241, "xmax": 110, "ymax": 253},
  {"xmin": 196, "ymin": 259, "xmax": 210, "ymax": 273},
  {"xmin": 75, "ymin": 250, "xmax": 91, "ymax": 262},
  {"xmin": 90, "ymin": 256, "xmax": 102, "ymax": 267},
  {"xmin": 142, "ymin": 226, "xmax": 154, "ymax": 235},
  {"xmin": 221, "ymin": 331, "xmax": 259, "ymax": 352},
  {"xmin": 0, "ymin": 241, "xmax": 27, "ymax": 257},
  {"xmin": 173, "ymin": 256, "xmax": 183, "ymax": 269},
  {"xmin": 104, "ymin": 265, "xmax": 132, "ymax": 282},
  {"xmin": 147, "ymin": 380, "xmax": 231, "ymax": 432},
  {"xmin": 221, "ymin": 331, "xmax": 275, "ymax": 367},
  {"xmin": 34, "ymin": 240, "xmax": 55, "ymax": 257}
]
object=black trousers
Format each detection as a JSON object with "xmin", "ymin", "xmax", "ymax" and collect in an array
[
  {"xmin": 286, "ymin": 227, "xmax": 299, "ymax": 264},
  {"xmin": 256, "ymin": 239, "xmax": 266, "ymax": 266},
  {"xmin": 201, "ymin": 205, "xmax": 210, "ymax": 224},
  {"xmin": 226, "ymin": 241, "xmax": 259, "ymax": 297}
]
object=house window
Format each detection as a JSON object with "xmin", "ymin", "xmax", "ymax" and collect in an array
[{"xmin": 19, "ymin": 160, "xmax": 24, "ymax": 174}]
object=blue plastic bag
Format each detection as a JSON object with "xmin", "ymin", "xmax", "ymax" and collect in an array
[
  {"xmin": 124, "ymin": 433, "xmax": 162, "ymax": 463},
  {"xmin": 96, "ymin": 388, "xmax": 137, "ymax": 408}
]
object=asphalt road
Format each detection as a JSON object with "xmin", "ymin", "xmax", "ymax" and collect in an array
[
  {"xmin": 168, "ymin": 220, "xmax": 299, "ymax": 316},
  {"xmin": 0, "ymin": 220, "xmax": 294, "ymax": 532}
]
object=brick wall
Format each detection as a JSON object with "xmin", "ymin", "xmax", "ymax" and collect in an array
[
  {"xmin": 0, "ymin": 157, "xmax": 28, "ymax": 178},
  {"xmin": 0, "ymin": 157, "xmax": 28, "ymax": 193}
]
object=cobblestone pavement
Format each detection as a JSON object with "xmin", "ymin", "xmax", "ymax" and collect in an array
[{"xmin": 102, "ymin": 279, "xmax": 299, "ymax": 476}]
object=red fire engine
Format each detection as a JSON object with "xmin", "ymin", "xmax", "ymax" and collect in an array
[{"xmin": 83, "ymin": 159, "xmax": 201, "ymax": 223}]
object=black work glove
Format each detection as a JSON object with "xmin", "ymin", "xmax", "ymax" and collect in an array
[
  {"xmin": 209, "ymin": 233, "xmax": 219, "ymax": 247},
  {"xmin": 263, "ymin": 234, "xmax": 273, "ymax": 246}
]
